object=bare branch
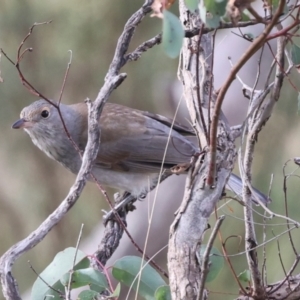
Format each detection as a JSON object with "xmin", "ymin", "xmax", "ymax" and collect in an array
[
  {"xmin": 0, "ymin": 1, "xmax": 154, "ymax": 299},
  {"xmin": 208, "ymin": 0, "xmax": 286, "ymax": 186},
  {"xmin": 197, "ymin": 215, "xmax": 225, "ymax": 300}
]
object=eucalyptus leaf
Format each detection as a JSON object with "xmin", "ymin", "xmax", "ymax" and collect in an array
[
  {"xmin": 291, "ymin": 43, "xmax": 300, "ymax": 66},
  {"xmin": 185, "ymin": 0, "xmax": 199, "ymax": 11},
  {"xmin": 154, "ymin": 285, "xmax": 171, "ymax": 300},
  {"xmin": 162, "ymin": 10, "xmax": 184, "ymax": 58},
  {"xmin": 31, "ymin": 247, "xmax": 90, "ymax": 300},
  {"xmin": 199, "ymin": 245, "xmax": 224, "ymax": 282},
  {"xmin": 199, "ymin": 0, "xmax": 227, "ymax": 28},
  {"xmin": 110, "ymin": 283, "xmax": 121, "ymax": 298},
  {"xmin": 60, "ymin": 268, "xmax": 108, "ymax": 292},
  {"xmin": 112, "ymin": 256, "xmax": 166, "ymax": 300},
  {"xmin": 238, "ymin": 269, "xmax": 251, "ymax": 282},
  {"xmin": 78, "ymin": 290, "xmax": 99, "ymax": 300}
]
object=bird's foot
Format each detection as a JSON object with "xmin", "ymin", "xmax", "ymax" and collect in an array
[{"xmin": 102, "ymin": 192, "xmax": 137, "ymax": 224}]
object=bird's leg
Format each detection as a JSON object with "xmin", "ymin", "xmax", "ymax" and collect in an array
[
  {"xmin": 103, "ymin": 172, "xmax": 171, "ymax": 222},
  {"xmin": 102, "ymin": 192, "xmax": 135, "ymax": 224}
]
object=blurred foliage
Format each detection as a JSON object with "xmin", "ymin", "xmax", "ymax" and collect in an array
[{"xmin": 1, "ymin": 1, "xmax": 300, "ymax": 300}]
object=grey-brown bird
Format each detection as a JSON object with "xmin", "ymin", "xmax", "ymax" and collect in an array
[{"xmin": 12, "ymin": 99, "xmax": 270, "ymax": 204}]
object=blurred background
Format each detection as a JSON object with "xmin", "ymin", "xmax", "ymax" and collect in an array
[{"xmin": 1, "ymin": 0, "xmax": 300, "ymax": 299}]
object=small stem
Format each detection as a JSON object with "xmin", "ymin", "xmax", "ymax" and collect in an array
[{"xmin": 207, "ymin": 0, "xmax": 285, "ymax": 186}]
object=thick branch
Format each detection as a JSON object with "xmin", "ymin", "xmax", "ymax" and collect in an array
[{"xmin": 167, "ymin": 3, "xmax": 236, "ymax": 299}]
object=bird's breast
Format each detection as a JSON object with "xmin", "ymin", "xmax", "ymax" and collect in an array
[
  {"xmin": 27, "ymin": 129, "xmax": 83, "ymax": 174},
  {"xmin": 91, "ymin": 166, "xmax": 159, "ymax": 196}
]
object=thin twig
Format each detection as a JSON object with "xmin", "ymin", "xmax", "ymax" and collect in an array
[
  {"xmin": 207, "ymin": 29, "xmax": 217, "ymax": 144},
  {"xmin": 197, "ymin": 216, "xmax": 225, "ymax": 300},
  {"xmin": 66, "ymin": 224, "xmax": 84, "ymax": 299},
  {"xmin": 195, "ymin": 24, "xmax": 208, "ymax": 142},
  {"xmin": 58, "ymin": 50, "xmax": 72, "ymax": 105},
  {"xmin": 219, "ymin": 231, "xmax": 248, "ymax": 294},
  {"xmin": 28, "ymin": 261, "xmax": 63, "ymax": 296},
  {"xmin": 207, "ymin": 0, "xmax": 285, "ymax": 186},
  {"xmin": 125, "ymin": 34, "xmax": 162, "ymax": 63},
  {"xmin": 283, "ymin": 161, "xmax": 298, "ymax": 256}
]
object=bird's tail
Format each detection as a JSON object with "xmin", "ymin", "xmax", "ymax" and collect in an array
[{"xmin": 226, "ymin": 173, "xmax": 271, "ymax": 205}]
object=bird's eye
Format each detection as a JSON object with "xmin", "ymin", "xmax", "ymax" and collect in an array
[{"xmin": 41, "ymin": 109, "xmax": 50, "ymax": 119}]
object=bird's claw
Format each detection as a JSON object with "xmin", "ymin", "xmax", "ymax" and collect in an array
[{"xmin": 102, "ymin": 193, "xmax": 137, "ymax": 225}]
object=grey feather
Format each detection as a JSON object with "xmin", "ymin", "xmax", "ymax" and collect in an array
[{"xmin": 12, "ymin": 99, "xmax": 271, "ymax": 204}]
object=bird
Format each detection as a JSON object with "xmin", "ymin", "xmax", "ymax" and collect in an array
[{"xmin": 12, "ymin": 99, "xmax": 270, "ymax": 205}]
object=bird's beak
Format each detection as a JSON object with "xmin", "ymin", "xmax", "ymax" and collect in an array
[{"xmin": 12, "ymin": 118, "xmax": 32, "ymax": 129}]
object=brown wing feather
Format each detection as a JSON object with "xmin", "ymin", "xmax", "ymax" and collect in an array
[{"xmin": 72, "ymin": 102, "xmax": 197, "ymax": 173}]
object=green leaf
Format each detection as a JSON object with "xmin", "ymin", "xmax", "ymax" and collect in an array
[
  {"xmin": 199, "ymin": 0, "xmax": 227, "ymax": 28},
  {"xmin": 110, "ymin": 283, "xmax": 121, "ymax": 298},
  {"xmin": 78, "ymin": 290, "xmax": 99, "ymax": 300},
  {"xmin": 154, "ymin": 285, "xmax": 171, "ymax": 300},
  {"xmin": 31, "ymin": 247, "xmax": 90, "ymax": 300},
  {"xmin": 199, "ymin": 245, "xmax": 224, "ymax": 282},
  {"xmin": 162, "ymin": 10, "xmax": 184, "ymax": 58},
  {"xmin": 241, "ymin": 11, "xmax": 250, "ymax": 21},
  {"xmin": 291, "ymin": 43, "xmax": 300, "ymax": 66},
  {"xmin": 271, "ymin": 0, "xmax": 289, "ymax": 14},
  {"xmin": 112, "ymin": 256, "xmax": 166, "ymax": 300},
  {"xmin": 185, "ymin": 0, "xmax": 199, "ymax": 11},
  {"xmin": 60, "ymin": 268, "xmax": 108, "ymax": 292},
  {"xmin": 238, "ymin": 269, "xmax": 251, "ymax": 282},
  {"xmin": 90, "ymin": 283, "xmax": 106, "ymax": 293}
]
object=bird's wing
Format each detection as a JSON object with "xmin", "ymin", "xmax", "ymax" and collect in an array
[
  {"xmin": 95, "ymin": 103, "xmax": 197, "ymax": 172},
  {"xmin": 141, "ymin": 110, "xmax": 195, "ymax": 136}
]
